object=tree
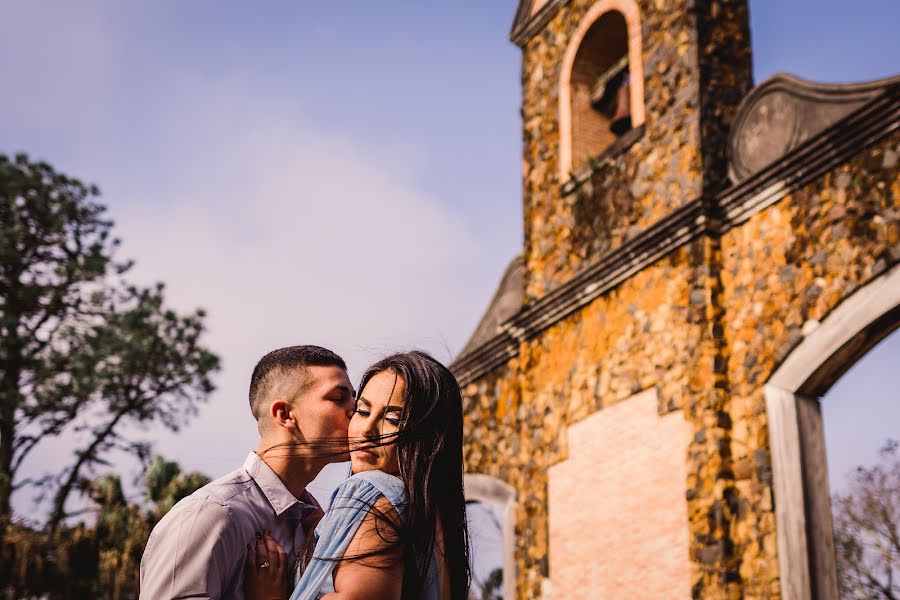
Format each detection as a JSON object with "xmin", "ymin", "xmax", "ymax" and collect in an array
[
  {"xmin": 833, "ymin": 439, "xmax": 900, "ymax": 599},
  {"xmin": 0, "ymin": 153, "xmax": 219, "ymax": 530},
  {"xmin": 87, "ymin": 458, "xmax": 209, "ymax": 597},
  {"xmin": 480, "ymin": 567, "xmax": 503, "ymax": 600},
  {"xmin": 1, "ymin": 456, "xmax": 210, "ymax": 599},
  {"xmin": 143, "ymin": 455, "xmax": 210, "ymax": 518}
]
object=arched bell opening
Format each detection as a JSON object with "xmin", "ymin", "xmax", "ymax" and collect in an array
[{"xmin": 558, "ymin": 0, "xmax": 645, "ymax": 180}]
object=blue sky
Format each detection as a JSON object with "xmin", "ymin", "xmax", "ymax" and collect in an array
[{"xmin": 1, "ymin": 0, "xmax": 897, "ymax": 532}]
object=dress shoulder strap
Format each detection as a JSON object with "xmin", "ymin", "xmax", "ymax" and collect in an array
[{"xmin": 342, "ymin": 470, "xmax": 405, "ymax": 516}]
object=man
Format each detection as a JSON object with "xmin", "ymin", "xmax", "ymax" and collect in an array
[{"xmin": 140, "ymin": 345, "xmax": 356, "ymax": 599}]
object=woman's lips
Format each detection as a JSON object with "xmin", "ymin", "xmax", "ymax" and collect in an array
[{"xmin": 352, "ymin": 448, "xmax": 378, "ymax": 461}]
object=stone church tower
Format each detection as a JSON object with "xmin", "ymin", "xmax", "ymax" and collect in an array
[{"xmin": 453, "ymin": 0, "xmax": 900, "ymax": 598}]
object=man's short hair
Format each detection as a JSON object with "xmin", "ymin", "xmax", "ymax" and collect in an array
[{"xmin": 249, "ymin": 345, "xmax": 347, "ymax": 420}]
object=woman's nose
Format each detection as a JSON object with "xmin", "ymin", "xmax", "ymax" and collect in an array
[{"xmin": 360, "ymin": 415, "xmax": 381, "ymax": 439}]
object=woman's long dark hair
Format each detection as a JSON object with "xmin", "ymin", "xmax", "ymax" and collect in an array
[{"xmin": 355, "ymin": 351, "xmax": 471, "ymax": 600}]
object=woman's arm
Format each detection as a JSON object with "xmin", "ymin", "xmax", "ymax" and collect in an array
[{"xmin": 322, "ymin": 496, "xmax": 404, "ymax": 600}]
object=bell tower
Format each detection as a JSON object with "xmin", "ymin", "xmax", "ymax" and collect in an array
[{"xmin": 509, "ymin": 0, "xmax": 753, "ymax": 298}]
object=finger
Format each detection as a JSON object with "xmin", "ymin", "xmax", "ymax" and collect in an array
[
  {"xmin": 255, "ymin": 531, "xmax": 269, "ymax": 567},
  {"xmin": 267, "ymin": 531, "xmax": 287, "ymax": 573},
  {"xmin": 244, "ymin": 543, "xmax": 255, "ymax": 577},
  {"xmin": 263, "ymin": 531, "xmax": 280, "ymax": 568},
  {"xmin": 276, "ymin": 544, "xmax": 288, "ymax": 572}
]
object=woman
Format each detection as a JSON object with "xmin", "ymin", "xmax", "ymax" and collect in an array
[{"xmin": 245, "ymin": 351, "xmax": 471, "ymax": 600}]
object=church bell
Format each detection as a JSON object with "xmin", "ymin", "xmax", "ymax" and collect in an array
[
  {"xmin": 609, "ymin": 76, "xmax": 632, "ymax": 135},
  {"xmin": 590, "ymin": 55, "xmax": 632, "ymax": 136}
]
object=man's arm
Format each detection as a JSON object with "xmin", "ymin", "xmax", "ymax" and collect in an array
[{"xmin": 140, "ymin": 498, "xmax": 239, "ymax": 600}]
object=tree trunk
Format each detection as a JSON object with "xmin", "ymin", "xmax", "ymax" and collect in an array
[
  {"xmin": 0, "ymin": 365, "xmax": 21, "ymax": 525},
  {"xmin": 48, "ymin": 408, "xmax": 127, "ymax": 534},
  {"xmin": 0, "ymin": 288, "xmax": 24, "ymax": 527},
  {"xmin": 0, "ymin": 403, "xmax": 15, "ymax": 523}
]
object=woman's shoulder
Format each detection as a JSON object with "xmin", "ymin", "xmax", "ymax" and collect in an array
[{"xmin": 330, "ymin": 470, "xmax": 406, "ymax": 512}]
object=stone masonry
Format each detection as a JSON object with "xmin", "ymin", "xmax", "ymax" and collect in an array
[{"xmin": 455, "ymin": 0, "xmax": 900, "ymax": 598}]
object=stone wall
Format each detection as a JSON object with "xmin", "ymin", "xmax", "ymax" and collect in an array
[
  {"xmin": 462, "ymin": 1, "xmax": 897, "ymax": 598},
  {"xmin": 521, "ymin": 0, "xmax": 751, "ymax": 299},
  {"xmin": 463, "ymin": 239, "xmax": 709, "ymax": 598},
  {"xmin": 717, "ymin": 129, "xmax": 900, "ymax": 598},
  {"xmin": 461, "ymin": 128, "xmax": 898, "ymax": 599}
]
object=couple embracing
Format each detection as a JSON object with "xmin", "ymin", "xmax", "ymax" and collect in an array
[{"xmin": 139, "ymin": 345, "xmax": 470, "ymax": 600}]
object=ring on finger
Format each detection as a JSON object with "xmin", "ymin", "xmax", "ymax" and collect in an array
[{"xmin": 258, "ymin": 561, "xmax": 270, "ymax": 569}]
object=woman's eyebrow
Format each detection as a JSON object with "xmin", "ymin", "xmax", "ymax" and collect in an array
[
  {"xmin": 357, "ymin": 396, "xmax": 372, "ymax": 407},
  {"xmin": 384, "ymin": 405, "xmax": 403, "ymax": 413}
]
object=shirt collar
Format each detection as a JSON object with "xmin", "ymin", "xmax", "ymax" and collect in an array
[{"xmin": 242, "ymin": 451, "xmax": 319, "ymax": 517}]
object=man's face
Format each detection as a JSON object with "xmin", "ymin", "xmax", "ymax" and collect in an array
[{"xmin": 289, "ymin": 365, "xmax": 355, "ymax": 462}]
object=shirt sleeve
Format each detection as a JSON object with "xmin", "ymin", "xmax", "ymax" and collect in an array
[{"xmin": 140, "ymin": 498, "xmax": 239, "ymax": 600}]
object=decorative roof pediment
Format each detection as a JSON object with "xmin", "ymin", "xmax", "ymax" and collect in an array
[
  {"xmin": 457, "ymin": 255, "xmax": 525, "ymax": 358},
  {"xmin": 510, "ymin": 0, "xmax": 571, "ymax": 47},
  {"xmin": 728, "ymin": 72, "xmax": 900, "ymax": 182}
]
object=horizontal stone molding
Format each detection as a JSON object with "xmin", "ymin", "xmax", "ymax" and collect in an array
[{"xmin": 452, "ymin": 84, "xmax": 899, "ymax": 386}]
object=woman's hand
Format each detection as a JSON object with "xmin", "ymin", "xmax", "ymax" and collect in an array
[{"xmin": 244, "ymin": 530, "xmax": 289, "ymax": 600}]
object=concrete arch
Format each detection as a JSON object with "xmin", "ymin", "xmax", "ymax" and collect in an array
[
  {"xmin": 765, "ymin": 262, "xmax": 900, "ymax": 600},
  {"xmin": 464, "ymin": 473, "xmax": 516, "ymax": 600},
  {"xmin": 558, "ymin": 0, "xmax": 645, "ymax": 180}
]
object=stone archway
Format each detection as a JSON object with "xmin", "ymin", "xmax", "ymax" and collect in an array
[{"xmin": 766, "ymin": 262, "xmax": 900, "ymax": 600}]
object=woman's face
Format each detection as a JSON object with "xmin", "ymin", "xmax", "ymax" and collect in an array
[{"xmin": 349, "ymin": 370, "xmax": 406, "ymax": 475}]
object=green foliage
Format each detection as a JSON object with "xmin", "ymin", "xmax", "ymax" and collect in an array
[
  {"xmin": 1, "ymin": 457, "xmax": 209, "ymax": 599},
  {"xmin": 143, "ymin": 456, "xmax": 210, "ymax": 517},
  {"xmin": 0, "ymin": 153, "xmax": 220, "ymax": 531}
]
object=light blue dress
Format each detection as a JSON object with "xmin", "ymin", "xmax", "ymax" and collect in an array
[{"xmin": 289, "ymin": 470, "xmax": 441, "ymax": 600}]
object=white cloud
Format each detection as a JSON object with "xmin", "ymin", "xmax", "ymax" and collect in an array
[
  {"xmin": 3, "ymin": 4, "xmax": 492, "ymax": 506},
  {"xmin": 101, "ymin": 79, "xmax": 484, "ymax": 476}
]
